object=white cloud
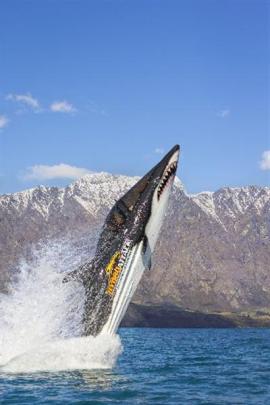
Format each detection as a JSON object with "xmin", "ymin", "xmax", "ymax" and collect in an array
[
  {"xmin": 260, "ymin": 150, "xmax": 270, "ymax": 171},
  {"xmin": 217, "ymin": 109, "xmax": 230, "ymax": 118},
  {"xmin": 154, "ymin": 147, "xmax": 164, "ymax": 154},
  {"xmin": 22, "ymin": 163, "xmax": 91, "ymax": 181},
  {"xmin": 50, "ymin": 100, "xmax": 76, "ymax": 113},
  {"xmin": 0, "ymin": 115, "xmax": 9, "ymax": 129},
  {"xmin": 6, "ymin": 93, "xmax": 40, "ymax": 110}
]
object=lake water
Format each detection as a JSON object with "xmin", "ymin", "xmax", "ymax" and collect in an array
[{"xmin": 1, "ymin": 328, "xmax": 270, "ymax": 404}]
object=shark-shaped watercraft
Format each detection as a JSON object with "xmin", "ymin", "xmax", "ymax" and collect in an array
[{"xmin": 64, "ymin": 145, "xmax": 180, "ymax": 336}]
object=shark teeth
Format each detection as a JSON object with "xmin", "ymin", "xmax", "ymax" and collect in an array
[{"xmin": 157, "ymin": 161, "xmax": 177, "ymax": 200}]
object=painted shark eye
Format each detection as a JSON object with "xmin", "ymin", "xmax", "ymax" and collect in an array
[
  {"xmin": 113, "ymin": 210, "xmax": 125, "ymax": 225},
  {"xmin": 109, "ymin": 203, "xmax": 127, "ymax": 228}
]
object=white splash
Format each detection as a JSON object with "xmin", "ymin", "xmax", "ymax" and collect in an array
[{"xmin": 0, "ymin": 241, "xmax": 122, "ymax": 373}]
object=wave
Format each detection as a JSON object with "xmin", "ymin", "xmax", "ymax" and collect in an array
[{"xmin": 0, "ymin": 240, "xmax": 122, "ymax": 373}]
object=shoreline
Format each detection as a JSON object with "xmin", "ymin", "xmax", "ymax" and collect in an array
[{"xmin": 121, "ymin": 303, "xmax": 270, "ymax": 328}]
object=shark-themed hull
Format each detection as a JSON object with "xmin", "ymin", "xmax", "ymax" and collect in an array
[{"xmin": 64, "ymin": 145, "xmax": 180, "ymax": 336}]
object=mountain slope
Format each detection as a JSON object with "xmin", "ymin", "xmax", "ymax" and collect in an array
[{"xmin": 0, "ymin": 174, "xmax": 269, "ymax": 320}]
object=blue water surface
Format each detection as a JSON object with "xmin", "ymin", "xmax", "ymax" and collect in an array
[{"xmin": 1, "ymin": 328, "xmax": 270, "ymax": 404}]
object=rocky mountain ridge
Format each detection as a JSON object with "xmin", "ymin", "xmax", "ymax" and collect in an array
[{"xmin": 0, "ymin": 173, "xmax": 269, "ymax": 325}]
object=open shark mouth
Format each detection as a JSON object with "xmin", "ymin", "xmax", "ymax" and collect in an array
[{"xmin": 157, "ymin": 161, "xmax": 178, "ymax": 200}]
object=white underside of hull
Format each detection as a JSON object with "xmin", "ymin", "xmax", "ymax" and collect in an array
[{"xmin": 101, "ymin": 241, "xmax": 144, "ymax": 335}]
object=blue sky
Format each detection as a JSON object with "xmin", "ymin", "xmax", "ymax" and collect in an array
[{"xmin": 0, "ymin": 0, "xmax": 269, "ymax": 194}]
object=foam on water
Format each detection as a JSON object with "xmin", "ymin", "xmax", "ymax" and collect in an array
[{"xmin": 0, "ymin": 241, "xmax": 122, "ymax": 373}]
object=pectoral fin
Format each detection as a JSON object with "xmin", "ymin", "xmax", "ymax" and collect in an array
[
  {"xmin": 62, "ymin": 261, "xmax": 94, "ymax": 285},
  {"xmin": 142, "ymin": 235, "xmax": 152, "ymax": 271}
]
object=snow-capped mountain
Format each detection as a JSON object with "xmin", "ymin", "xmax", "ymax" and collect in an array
[{"xmin": 0, "ymin": 173, "xmax": 269, "ymax": 315}]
